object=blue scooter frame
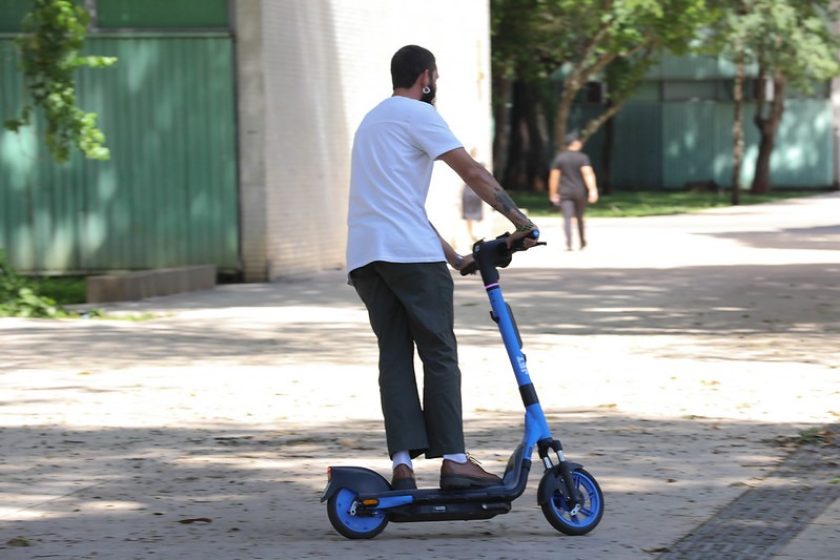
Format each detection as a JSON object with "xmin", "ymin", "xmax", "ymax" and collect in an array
[{"xmin": 322, "ymin": 231, "xmax": 604, "ymax": 539}]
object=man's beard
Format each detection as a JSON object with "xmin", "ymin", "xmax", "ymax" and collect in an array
[{"xmin": 421, "ymin": 84, "xmax": 436, "ymax": 105}]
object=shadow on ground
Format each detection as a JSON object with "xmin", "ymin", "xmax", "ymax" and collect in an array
[
  {"xmin": 0, "ymin": 413, "xmax": 816, "ymax": 558},
  {"xmin": 4, "ymin": 263, "xmax": 837, "ymax": 371},
  {"xmin": 704, "ymin": 225, "xmax": 840, "ymax": 251}
]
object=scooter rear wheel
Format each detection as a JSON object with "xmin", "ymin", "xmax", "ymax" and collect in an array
[
  {"xmin": 540, "ymin": 467, "xmax": 604, "ymax": 535},
  {"xmin": 326, "ymin": 487, "xmax": 388, "ymax": 539}
]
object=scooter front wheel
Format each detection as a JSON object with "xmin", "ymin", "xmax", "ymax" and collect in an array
[
  {"xmin": 326, "ymin": 488, "xmax": 388, "ymax": 539},
  {"xmin": 539, "ymin": 467, "xmax": 604, "ymax": 535}
]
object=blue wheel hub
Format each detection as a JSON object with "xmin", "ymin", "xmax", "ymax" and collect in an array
[
  {"xmin": 333, "ymin": 488, "xmax": 386, "ymax": 532},
  {"xmin": 550, "ymin": 471, "xmax": 602, "ymax": 528}
]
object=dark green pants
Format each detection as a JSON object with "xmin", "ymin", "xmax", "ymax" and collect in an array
[{"xmin": 351, "ymin": 261, "xmax": 465, "ymax": 459}]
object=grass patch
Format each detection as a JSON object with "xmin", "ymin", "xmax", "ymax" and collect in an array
[
  {"xmin": 511, "ymin": 189, "xmax": 827, "ymax": 218},
  {"xmin": 3, "ymin": 268, "xmax": 163, "ymax": 321},
  {"xmin": 3, "ymin": 246, "xmax": 90, "ymax": 317},
  {"xmin": 27, "ymin": 276, "xmax": 87, "ymax": 305},
  {"xmin": 84, "ymin": 310, "xmax": 166, "ymax": 322},
  {"xmin": 3, "ymin": 250, "xmax": 68, "ymax": 317}
]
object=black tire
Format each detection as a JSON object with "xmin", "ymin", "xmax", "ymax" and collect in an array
[
  {"xmin": 540, "ymin": 467, "xmax": 604, "ymax": 536},
  {"xmin": 326, "ymin": 487, "xmax": 388, "ymax": 539}
]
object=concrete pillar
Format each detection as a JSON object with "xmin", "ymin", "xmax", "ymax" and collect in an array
[
  {"xmin": 231, "ymin": 0, "xmax": 269, "ymax": 281},
  {"xmin": 832, "ymin": 16, "xmax": 840, "ymax": 189}
]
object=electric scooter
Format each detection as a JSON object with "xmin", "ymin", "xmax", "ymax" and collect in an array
[{"xmin": 321, "ymin": 231, "xmax": 604, "ymax": 539}]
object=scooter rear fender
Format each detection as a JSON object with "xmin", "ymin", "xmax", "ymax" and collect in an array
[{"xmin": 320, "ymin": 466, "xmax": 390, "ymax": 502}]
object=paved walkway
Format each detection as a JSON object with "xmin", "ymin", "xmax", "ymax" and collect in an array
[{"xmin": 1, "ymin": 193, "xmax": 839, "ymax": 559}]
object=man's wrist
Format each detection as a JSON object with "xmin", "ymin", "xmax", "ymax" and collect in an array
[{"xmin": 454, "ymin": 254, "xmax": 464, "ymax": 269}]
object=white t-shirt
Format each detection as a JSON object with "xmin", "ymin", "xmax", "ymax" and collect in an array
[{"xmin": 346, "ymin": 96, "xmax": 462, "ymax": 275}]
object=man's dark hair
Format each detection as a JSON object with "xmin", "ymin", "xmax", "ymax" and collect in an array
[{"xmin": 391, "ymin": 45, "xmax": 436, "ymax": 89}]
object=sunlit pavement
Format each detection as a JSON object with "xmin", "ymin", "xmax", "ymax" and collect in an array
[{"xmin": 1, "ymin": 193, "xmax": 838, "ymax": 558}]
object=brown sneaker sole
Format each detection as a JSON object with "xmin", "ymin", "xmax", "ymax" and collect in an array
[{"xmin": 391, "ymin": 477, "xmax": 417, "ymax": 491}]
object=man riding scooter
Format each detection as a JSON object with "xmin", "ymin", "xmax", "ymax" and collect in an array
[{"xmin": 345, "ymin": 44, "xmax": 539, "ymax": 491}]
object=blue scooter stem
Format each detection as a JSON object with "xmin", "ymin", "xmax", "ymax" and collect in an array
[
  {"xmin": 470, "ymin": 232, "xmax": 580, "ymax": 509},
  {"xmin": 470, "ymin": 231, "xmax": 552, "ymax": 452}
]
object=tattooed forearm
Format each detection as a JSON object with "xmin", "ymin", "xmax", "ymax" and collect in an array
[
  {"xmin": 462, "ymin": 159, "xmax": 533, "ymax": 229},
  {"xmin": 492, "ymin": 188, "xmax": 530, "ymax": 225}
]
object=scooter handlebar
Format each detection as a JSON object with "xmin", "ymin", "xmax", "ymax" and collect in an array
[{"xmin": 460, "ymin": 230, "xmax": 545, "ymax": 276}]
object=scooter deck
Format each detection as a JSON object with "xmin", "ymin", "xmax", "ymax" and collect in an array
[
  {"xmin": 388, "ymin": 499, "xmax": 511, "ymax": 523},
  {"xmin": 359, "ymin": 483, "xmax": 512, "ymax": 504}
]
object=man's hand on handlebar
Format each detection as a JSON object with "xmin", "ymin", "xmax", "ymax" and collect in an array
[
  {"xmin": 507, "ymin": 223, "xmax": 540, "ymax": 250},
  {"xmin": 460, "ymin": 230, "xmax": 545, "ymax": 276},
  {"xmin": 453, "ymin": 253, "xmax": 475, "ymax": 273}
]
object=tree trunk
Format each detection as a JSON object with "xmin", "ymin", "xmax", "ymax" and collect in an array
[
  {"xmin": 753, "ymin": 131, "xmax": 775, "ymax": 193},
  {"xmin": 752, "ymin": 70, "xmax": 786, "ymax": 194},
  {"xmin": 731, "ymin": 51, "xmax": 745, "ymax": 206},
  {"xmin": 503, "ymin": 80, "xmax": 527, "ymax": 189},
  {"xmin": 552, "ymin": 20, "xmax": 618, "ymax": 147},
  {"xmin": 523, "ymin": 83, "xmax": 548, "ymax": 191},
  {"xmin": 554, "ymin": 91, "xmax": 572, "ymax": 156},
  {"xmin": 492, "ymin": 74, "xmax": 512, "ymax": 183},
  {"xmin": 502, "ymin": 81, "xmax": 550, "ymax": 191},
  {"xmin": 554, "ymin": 71, "xmax": 587, "ymax": 154},
  {"xmin": 600, "ymin": 99, "xmax": 614, "ymax": 195}
]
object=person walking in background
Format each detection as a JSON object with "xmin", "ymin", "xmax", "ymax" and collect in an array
[
  {"xmin": 346, "ymin": 45, "xmax": 539, "ymax": 492},
  {"xmin": 548, "ymin": 132, "xmax": 599, "ymax": 250}
]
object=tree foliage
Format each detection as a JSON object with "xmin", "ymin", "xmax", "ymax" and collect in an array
[
  {"xmin": 704, "ymin": 0, "xmax": 751, "ymax": 203},
  {"xmin": 501, "ymin": 0, "xmax": 711, "ymax": 141},
  {"xmin": 492, "ymin": 0, "xmax": 714, "ymax": 189},
  {"xmin": 706, "ymin": 0, "xmax": 840, "ymax": 193},
  {"xmin": 493, "ymin": 0, "xmax": 840, "ymax": 193},
  {"xmin": 0, "ymin": 249, "xmax": 66, "ymax": 318},
  {"xmin": 3, "ymin": 0, "xmax": 117, "ymax": 164}
]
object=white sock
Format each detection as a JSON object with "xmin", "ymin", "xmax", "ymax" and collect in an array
[
  {"xmin": 392, "ymin": 450, "xmax": 413, "ymax": 470},
  {"xmin": 443, "ymin": 453, "xmax": 467, "ymax": 464}
]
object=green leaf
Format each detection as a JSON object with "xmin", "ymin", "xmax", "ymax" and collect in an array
[{"xmin": 6, "ymin": 0, "xmax": 117, "ymax": 164}]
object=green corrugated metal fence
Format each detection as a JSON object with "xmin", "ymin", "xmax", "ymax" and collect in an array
[
  {"xmin": 0, "ymin": 0, "xmax": 230, "ymax": 32},
  {"xmin": 0, "ymin": 35, "xmax": 239, "ymax": 273},
  {"xmin": 614, "ymin": 99, "xmax": 833, "ymax": 189},
  {"xmin": 611, "ymin": 102, "xmax": 664, "ymax": 187},
  {"xmin": 571, "ymin": 98, "xmax": 833, "ymax": 190}
]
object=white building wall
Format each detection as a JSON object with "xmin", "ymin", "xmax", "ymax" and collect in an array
[{"xmin": 235, "ymin": 0, "xmax": 493, "ymax": 280}]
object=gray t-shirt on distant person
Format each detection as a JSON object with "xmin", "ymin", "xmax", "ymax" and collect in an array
[{"xmin": 551, "ymin": 150, "xmax": 590, "ymax": 199}]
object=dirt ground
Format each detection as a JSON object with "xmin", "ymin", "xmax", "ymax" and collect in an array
[{"xmin": 1, "ymin": 193, "xmax": 839, "ymax": 559}]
